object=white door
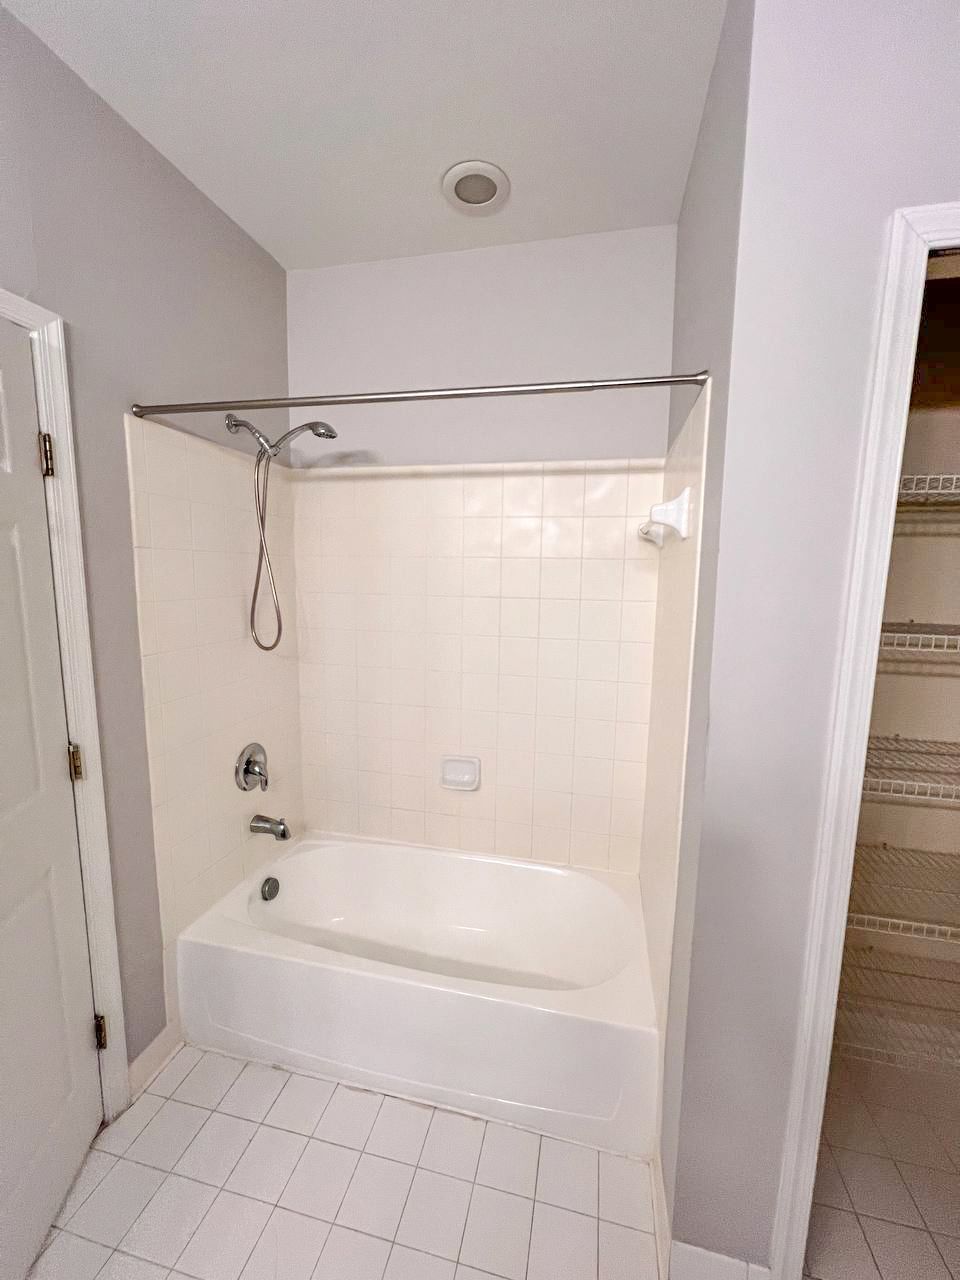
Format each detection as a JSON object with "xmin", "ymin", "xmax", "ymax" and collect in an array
[{"xmin": 0, "ymin": 316, "xmax": 103, "ymax": 1278}]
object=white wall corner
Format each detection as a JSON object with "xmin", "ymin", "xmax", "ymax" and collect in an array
[{"xmin": 670, "ymin": 1240, "xmax": 752, "ymax": 1279}]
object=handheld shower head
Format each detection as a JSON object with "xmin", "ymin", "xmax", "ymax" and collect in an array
[
  {"xmin": 226, "ymin": 411, "xmax": 340, "ymax": 653},
  {"xmin": 305, "ymin": 421, "xmax": 338, "ymax": 440},
  {"xmin": 270, "ymin": 420, "xmax": 338, "ymax": 452}
]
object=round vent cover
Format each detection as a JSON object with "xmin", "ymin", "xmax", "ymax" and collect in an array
[{"xmin": 442, "ymin": 161, "xmax": 510, "ymax": 216}]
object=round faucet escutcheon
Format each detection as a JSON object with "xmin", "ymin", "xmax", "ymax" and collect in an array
[{"xmin": 260, "ymin": 877, "xmax": 280, "ymax": 902}]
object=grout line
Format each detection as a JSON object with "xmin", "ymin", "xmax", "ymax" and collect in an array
[{"xmin": 524, "ymin": 1131, "xmax": 544, "ymax": 1279}]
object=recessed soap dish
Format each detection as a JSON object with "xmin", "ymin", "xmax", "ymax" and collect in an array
[{"xmin": 441, "ymin": 756, "xmax": 481, "ymax": 791}]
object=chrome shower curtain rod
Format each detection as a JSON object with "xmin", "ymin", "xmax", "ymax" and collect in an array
[{"xmin": 130, "ymin": 371, "xmax": 708, "ymax": 418}]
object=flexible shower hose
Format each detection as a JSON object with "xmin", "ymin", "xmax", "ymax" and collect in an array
[{"xmin": 251, "ymin": 448, "xmax": 283, "ymax": 651}]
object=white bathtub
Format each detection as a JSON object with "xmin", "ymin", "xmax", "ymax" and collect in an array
[{"xmin": 178, "ymin": 836, "xmax": 658, "ymax": 1154}]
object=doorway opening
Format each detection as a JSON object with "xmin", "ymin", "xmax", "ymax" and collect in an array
[{"xmin": 801, "ymin": 252, "xmax": 960, "ymax": 1277}]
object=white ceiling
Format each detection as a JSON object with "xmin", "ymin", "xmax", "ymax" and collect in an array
[{"xmin": 7, "ymin": 0, "xmax": 726, "ymax": 269}]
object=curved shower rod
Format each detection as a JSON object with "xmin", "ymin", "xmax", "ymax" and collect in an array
[{"xmin": 130, "ymin": 370, "xmax": 709, "ymax": 418}]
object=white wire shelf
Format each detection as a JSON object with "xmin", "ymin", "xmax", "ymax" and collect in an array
[
  {"xmin": 898, "ymin": 474, "xmax": 960, "ymax": 507},
  {"xmin": 841, "ymin": 941, "xmax": 960, "ymax": 1013},
  {"xmin": 834, "ymin": 995, "xmax": 960, "ymax": 1072},
  {"xmin": 854, "ymin": 843, "xmax": 960, "ymax": 893},
  {"xmin": 836, "ymin": 936, "xmax": 960, "ymax": 1071},
  {"xmin": 849, "ymin": 843, "xmax": 960, "ymax": 930},
  {"xmin": 862, "ymin": 736, "xmax": 960, "ymax": 806},
  {"xmin": 896, "ymin": 475, "xmax": 960, "ymax": 535},
  {"xmin": 879, "ymin": 623, "xmax": 960, "ymax": 671},
  {"xmin": 847, "ymin": 912, "xmax": 960, "ymax": 944}
]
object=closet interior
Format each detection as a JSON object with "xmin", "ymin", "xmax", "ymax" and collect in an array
[{"xmin": 836, "ymin": 254, "xmax": 960, "ymax": 1073}]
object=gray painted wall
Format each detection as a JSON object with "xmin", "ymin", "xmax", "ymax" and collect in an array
[
  {"xmin": 287, "ymin": 227, "xmax": 677, "ymax": 467},
  {"xmin": 660, "ymin": 0, "xmax": 754, "ymax": 1228},
  {"xmin": 671, "ymin": 0, "xmax": 960, "ymax": 1264},
  {"xmin": 0, "ymin": 7, "xmax": 288, "ymax": 1058}
]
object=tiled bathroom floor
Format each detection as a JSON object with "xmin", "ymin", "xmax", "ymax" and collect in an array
[
  {"xmin": 806, "ymin": 1056, "xmax": 960, "ymax": 1279},
  {"xmin": 32, "ymin": 1045, "xmax": 659, "ymax": 1280}
]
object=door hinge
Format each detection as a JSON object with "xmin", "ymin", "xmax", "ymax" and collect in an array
[
  {"xmin": 39, "ymin": 432, "xmax": 55, "ymax": 477},
  {"xmin": 94, "ymin": 1013, "xmax": 108, "ymax": 1051},
  {"xmin": 68, "ymin": 742, "xmax": 84, "ymax": 782}
]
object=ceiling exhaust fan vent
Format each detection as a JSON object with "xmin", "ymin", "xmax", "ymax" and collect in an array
[{"xmin": 442, "ymin": 161, "xmax": 510, "ymax": 216}]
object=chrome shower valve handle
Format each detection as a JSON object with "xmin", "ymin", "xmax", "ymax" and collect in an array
[{"xmin": 236, "ymin": 742, "xmax": 269, "ymax": 791}]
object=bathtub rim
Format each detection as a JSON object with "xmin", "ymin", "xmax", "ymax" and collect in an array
[{"xmin": 186, "ymin": 829, "xmax": 657, "ymax": 1032}]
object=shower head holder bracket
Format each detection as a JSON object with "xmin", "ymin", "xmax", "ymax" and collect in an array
[{"xmin": 638, "ymin": 486, "xmax": 692, "ymax": 548}]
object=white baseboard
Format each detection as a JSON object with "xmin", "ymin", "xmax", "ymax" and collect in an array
[
  {"xmin": 670, "ymin": 1241, "xmax": 771, "ymax": 1280},
  {"xmin": 127, "ymin": 1019, "xmax": 183, "ymax": 1099}
]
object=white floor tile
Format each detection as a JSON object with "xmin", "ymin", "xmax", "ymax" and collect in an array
[
  {"xmin": 175, "ymin": 1113, "xmax": 257, "ymax": 1186},
  {"xmin": 94, "ymin": 1094, "xmax": 165, "ymax": 1155},
  {"xmin": 126, "ymin": 1101, "xmax": 210, "ymax": 1172},
  {"xmin": 97, "ymin": 1254, "xmax": 172, "ymax": 1279},
  {"xmin": 832, "ymin": 1150, "xmax": 923, "ymax": 1227},
  {"xmin": 857, "ymin": 1064, "xmax": 932, "ymax": 1117},
  {"xmin": 396, "ymin": 1168, "xmax": 472, "ymax": 1260},
  {"xmin": 822, "ymin": 1098, "xmax": 889, "ymax": 1157},
  {"xmin": 335, "ymin": 1154, "xmax": 415, "ymax": 1239},
  {"xmin": 27, "ymin": 1231, "xmax": 111, "ymax": 1280},
  {"xmin": 173, "ymin": 1054, "xmax": 245, "ymax": 1109},
  {"xmin": 536, "ymin": 1138, "xmax": 598, "ymax": 1216},
  {"xmin": 806, "ymin": 1206, "xmax": 880, "ymax": 1280},
  {"xmin": 897, "ymin": 1163, "xmax": 960, "ymax": 1236},
  {"xmin": 934, "ymin": 1234, "xmax": 960, "ymax": 1279},
  {"xmin": 913, "ymin": 1074, "xmax": 960, "ymax": 1124},
  {"xmin": 827, "ymin": 1059, "xmax": 863, "ymax": 1103},
  {"xmin": 263, "ymin": 1074, "xmax": 335, "ymax": 1135},
  {"xmin": 385, "ymin": 1244, "xmax": 456, "ymax": 1279},
  {"xmin": 218, "ymin": 1063, "xmax": 290, "ymax": 1123},
  {"xmin": 813, "ymin": 1147, "xmax": 853, "ymax": 1212},
  {"xmin": 598, "ymin": 1152, "xmax": 653, "ymax": 1232},
  {"xmin": 120, "ymin": 1174, "xmax": 217, "ymax": 1266},
  {"xmin": 149, "ymin": 1047, "xmax": 205, "ymax": 1098},
  {"xmin": 459, "ymin": 1185, "xmax": 533, "ymax": 1280},
  {"xmin": 527, "ymin": 1201, "xmax": 598, "ymax": 1280},
  {"xmin": 65, "ymin": 1159, "xmax": 165, "ymax": 1247},
  {"xmin": 224, "ymin": 1125, "xmax": 306, "ymax": 1203},
  {"xmin": 871, "ymin": 1107, "xmax": 956, "ymax": 1172},
  {"xmin": 174, "ymin": 1190, "xmax": 271, "ymax": 1280},
  {"xmin": 237, "ymin": 1206, "xmax": 330, "ymax": 1280},
  {"xmin": 475, "ymin": 1124, "xmax": 540, "ymax": 1198},
  {"xmin": 366, "ymin": 1097, "xmax": 434, "ymax": 1164},
  {"xmin": 419, "ymin": 1111, "xmax": 485, "ymax": 1181},
  {"xmin": 313, "ymin": 1225, "xmax": 391, "ymax": 1280},
  {"xmin": 55, "ymin": 1149, "xmax": 117, "ymax": 1225},
  {"xmin": 598, "ymin": 1221, "xmax": 658, "ymax": 1280},
  {"xmin": 860, "ymin": 1216, "xmax": 952, "ymax": 1280},
  {"xmin": 314, "ymin": 1085, "xmax": 383, "ymax": 1149},
  {"xmin": 279, "ymin": 1138, "xmax": 360, "ymax": 1221},
  {"xmin": 53, "ymin": 1046, "xmax": 674, "ymax": 1280}
]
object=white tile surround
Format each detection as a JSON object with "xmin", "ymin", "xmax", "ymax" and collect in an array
[
  {"xmin": 124, "ymin": 419, "xmax": 304, "ymax": 1031},
  {"xmin": 35, "ymin": 1044, "xmax": 660, "ymax": 1280},
  {"xmin": 293, "ymin": 460, "xmax": 662, "ymax": 871},
  {"xmin": 124, "ymin": 422, "xmax": 662, "ymax": 1031}
]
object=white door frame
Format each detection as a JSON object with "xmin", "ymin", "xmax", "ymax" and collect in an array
[
  {"xmin": 0, "ymin": 287, "xmax": 129, "ymax": 1122},
  {"xmin": 772, "ymin": 201, "xmax": 960, "ymax": 1278}
]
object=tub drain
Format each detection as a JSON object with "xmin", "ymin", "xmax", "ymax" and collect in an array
[{"xmin": 260, "ymin": 876, "xmax": 280, "ymax": 901}]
